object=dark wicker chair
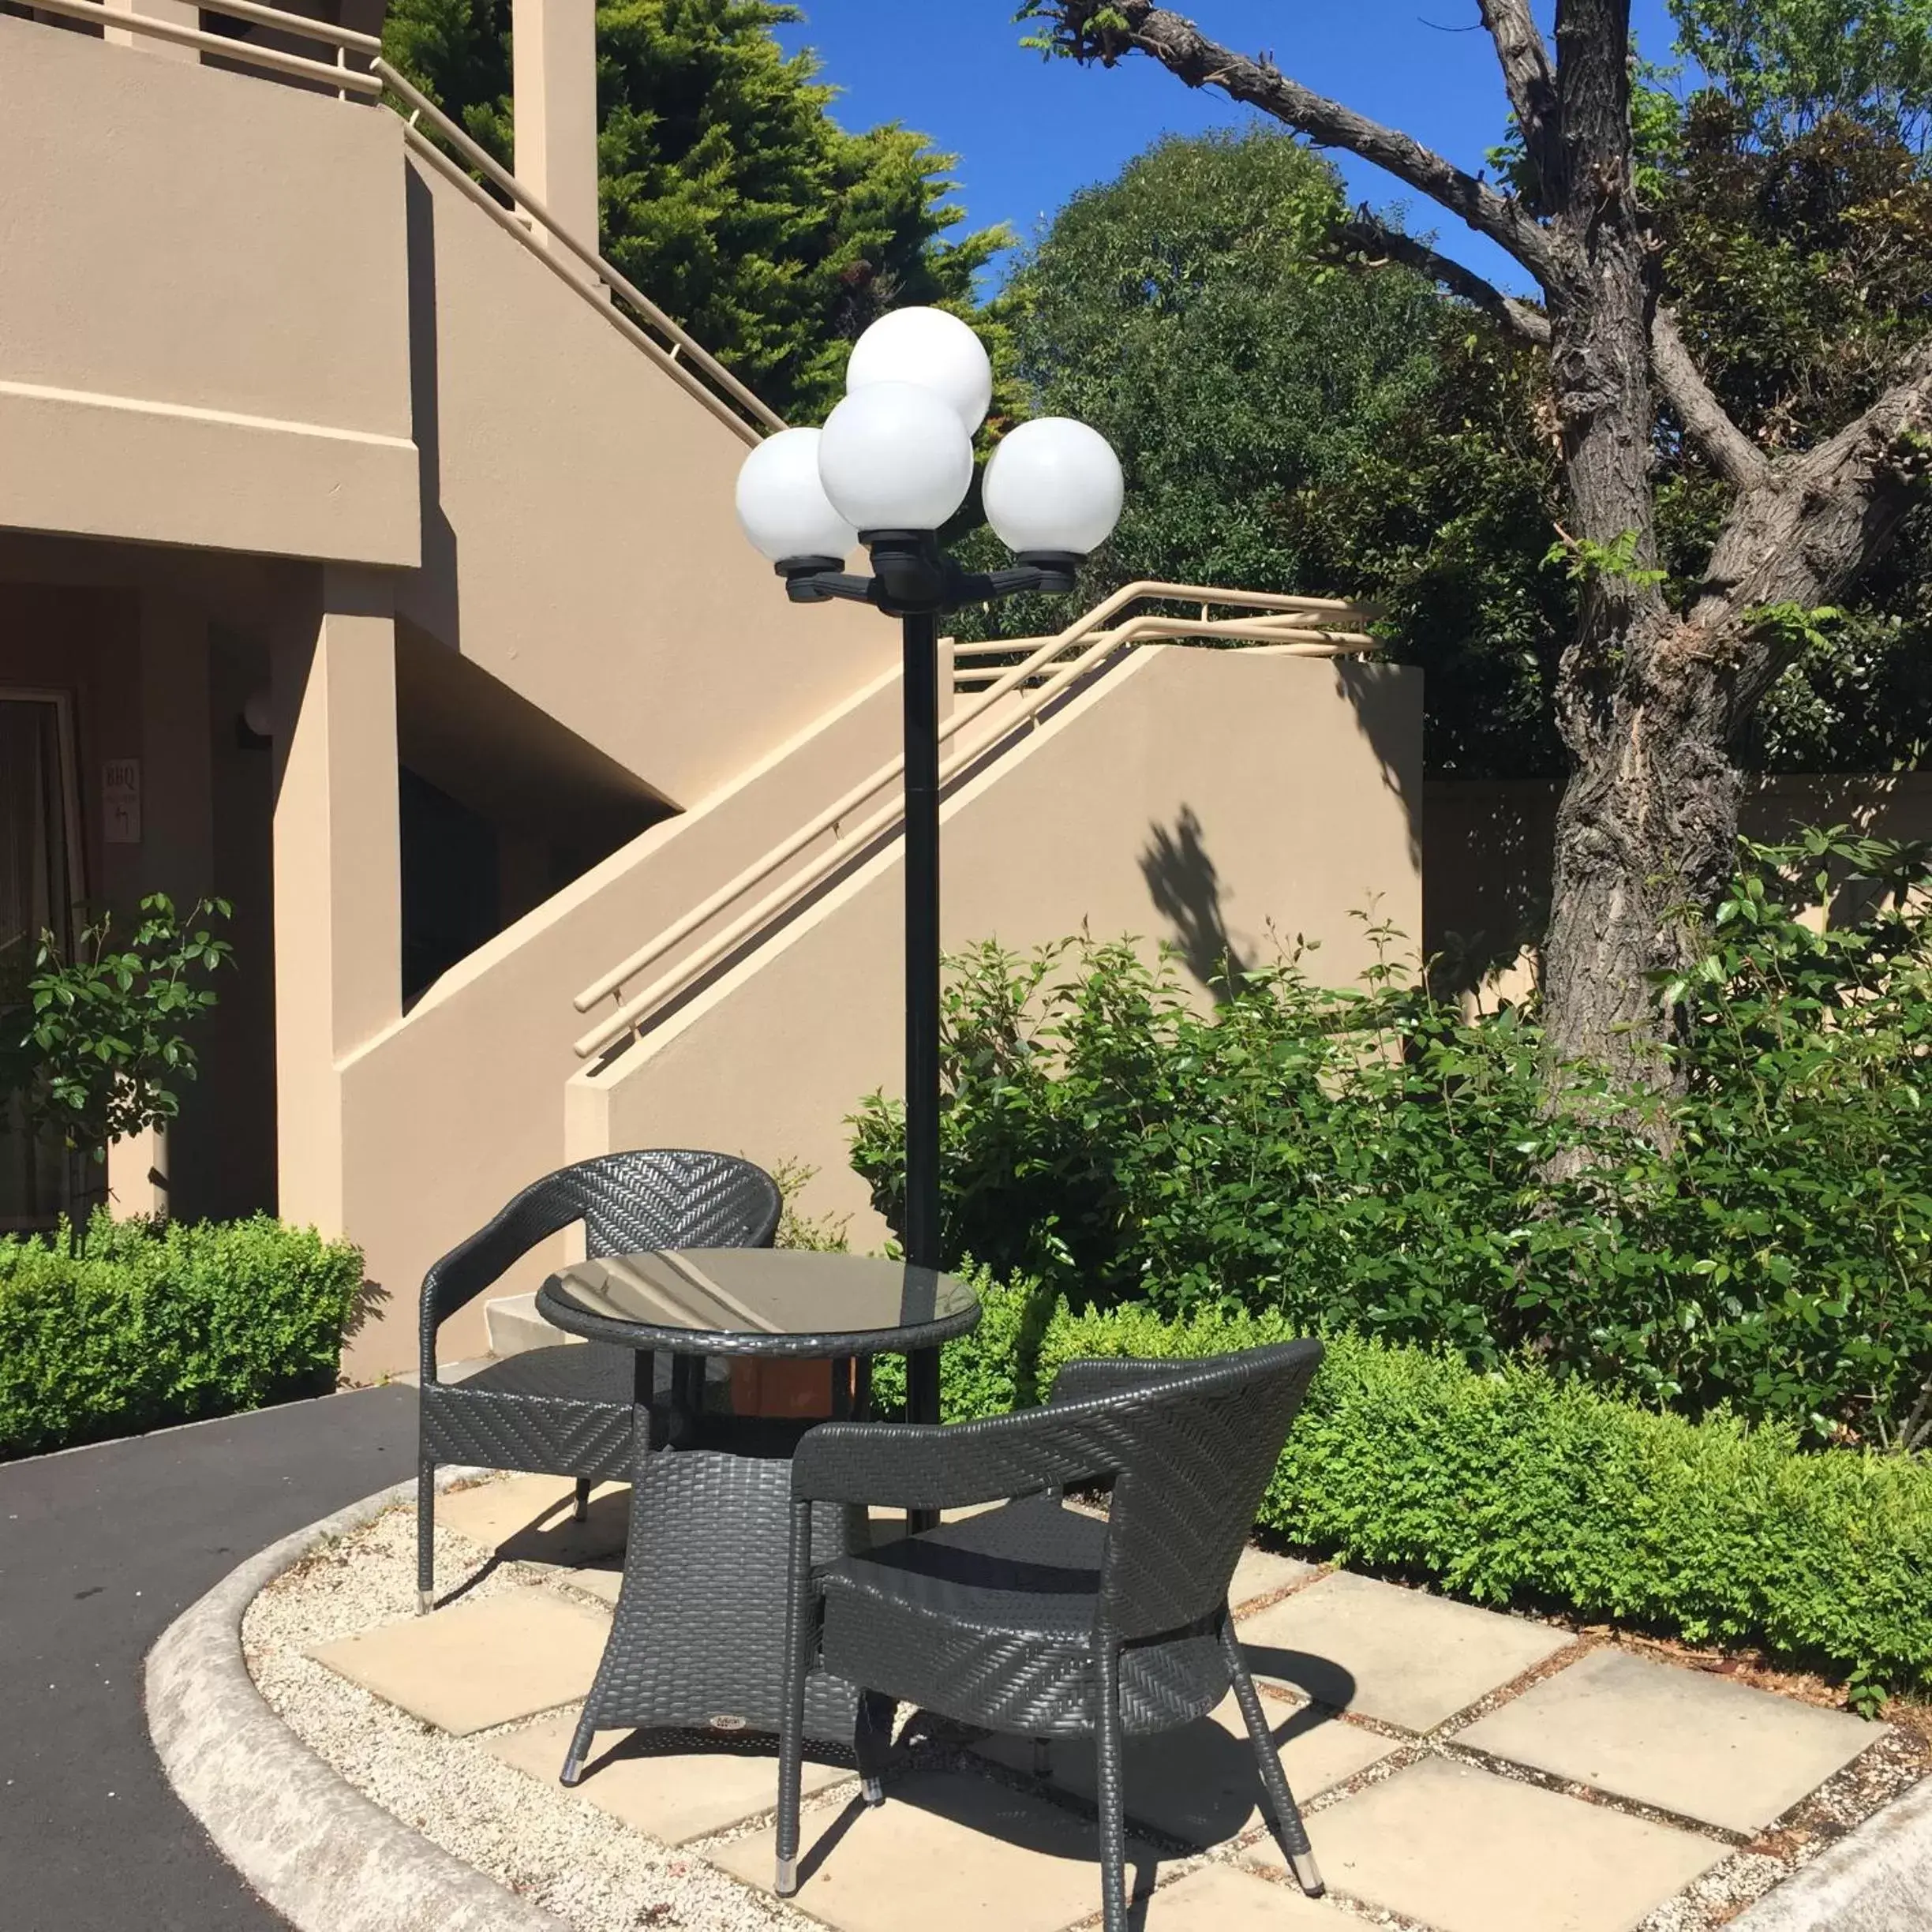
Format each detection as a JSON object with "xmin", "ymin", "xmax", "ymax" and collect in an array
[
  {"xmin": 416, "ymin": 1149, "xmax": 782, "ymax": 1611},
  {"xmin": 774, "ymin": 1340, "xmax": 1327, "ymax": 1932}
]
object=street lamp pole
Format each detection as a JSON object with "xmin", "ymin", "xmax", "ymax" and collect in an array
[{"xmin": 733, "ymin": 309, "xmax": 1124, "ymax": 1433}]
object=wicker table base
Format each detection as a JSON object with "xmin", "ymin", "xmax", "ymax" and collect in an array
[{"xmin": 560, "ymin": 1435, "xmax": 875, "ymax": 1785}]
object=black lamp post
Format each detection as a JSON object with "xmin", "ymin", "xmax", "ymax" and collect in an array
[{"xmin": 735, "ymin": 309, "xmax": 1124, "ymax": 1432}]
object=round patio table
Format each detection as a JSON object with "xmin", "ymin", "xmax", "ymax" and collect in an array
[{"xmin": 535, "ymin": 1249, "xmax": 980, "ymax": 1786}]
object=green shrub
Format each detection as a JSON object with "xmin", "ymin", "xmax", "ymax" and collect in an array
[
  {"xmin": 850, "ymin": 833, "xmax": 1932, "ymax": 1447},
  {"xmin": 901, "ymin": 1275, "xmax": 1932, "ymax": 1698},
  {"xmin": 0, "ymin": 1211, "xmax": 364, "ymax": 1458}
]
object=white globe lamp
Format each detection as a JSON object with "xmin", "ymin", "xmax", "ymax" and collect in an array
[
  {"xmin": 816, "ymin": 380, "xmax": 975, "ymax": 534},
  {"xmin": 982, "ymin": 417, "xmax": 1124, "ymax": 560},
  {"xmin": 735, "ymin": 426, "xmax": 859, "ymax": 565},
  {"xmin": 845, "ymin": 307, "xmax": 993, "ymax": 435}
]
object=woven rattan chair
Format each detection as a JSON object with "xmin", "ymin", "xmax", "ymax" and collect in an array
[
  {"xmin": 416, "ymin": 1149, "xmax": 781, "ymax": 1611},
  {"xmin": 774, "ymin": 1340, "xmax": 1327, "ymax": 1932}
]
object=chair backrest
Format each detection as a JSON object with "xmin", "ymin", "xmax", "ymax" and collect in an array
[
  {"xmin": 419, "ymin": 1149, "xmax": 782, "ymax": 1344},
  {"xmin": 1089, "ymin": 1340, "xmax": 1323, "ymax": 1642}
]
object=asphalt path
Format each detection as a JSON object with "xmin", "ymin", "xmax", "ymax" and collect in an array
[{"xmin": 0, "ymin": 1385, "xmax": 417, "ymax": 1930}]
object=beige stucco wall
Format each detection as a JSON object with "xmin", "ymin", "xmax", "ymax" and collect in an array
[
  {"xmin": 0, "ymin": 18, "xmax": 417, "ymax": 565},
  {"xmin": 394, "ymin": 158, "xmax": 891, "ymax": 805},
  {"xmin": 333, "ymin": 658, "xmax": 912, "ymax": 1375},
  {"xmin": 566, "ymin": 646, "xmax": 1424, "ymax": 1285}
]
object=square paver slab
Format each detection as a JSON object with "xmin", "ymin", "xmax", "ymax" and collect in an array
[
  {"xmin": 1263, "ymin": 1756, "xmax": 1728, "ymax": 1932},
  {"xmin": 710, "ymin": 1769, "xmax": 1161, "ymax": 1932},
  {"xmin": 488, "ymin": 1712, "xmax": 851, "ymax": 1844},
  {"xmin": 1455, "ymin": 1646, "xmax": 1880, "ymax": 1833},
  {"xmin": 434, "ymin": 1474, "xmax": 629, "ymax": 1565},
  {"xmin": 975, "ymin": 1692, "xmax": 1397, "ymax": 1847},
  {"xmin": 1238, "ymin": 1569, "xmax": 1572, "ymax": 1732},
  {"xmin": 1230, "ymin": 1545, "xmax": 1319, "ymax": 1611},
  {"xmin": 1142, "ymin": 1863, "xmax": 1348, "ymax": 1926},
  {"xmin": 309, "ymin": 1586, "xmax": 610, "ymax": 1734}
]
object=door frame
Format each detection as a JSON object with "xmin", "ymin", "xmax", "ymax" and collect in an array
[{"xmin": 1, "ymin": 684, "xmax": 86, "ymax": 1230}]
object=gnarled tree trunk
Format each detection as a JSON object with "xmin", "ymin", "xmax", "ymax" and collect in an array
[{"xmin": 1034, "ymin": 0, "xmax": 1932, "ymax": 1106}]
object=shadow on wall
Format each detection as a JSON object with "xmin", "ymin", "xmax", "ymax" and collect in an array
[
  {"xmin": 403, "ymin": 164, "xmax": 459, "ymax": 652},
  {"xmin": 1139, "ymin": 804, "xmax": 1249, "ymax": 1001},
  {"xmin": 1424, "ymin": 769, "xmax": 1932, "ymax": 1002},
  {"xmin": 1335, "ymin": 657, "xmax": 1424, "ymax": 879}
]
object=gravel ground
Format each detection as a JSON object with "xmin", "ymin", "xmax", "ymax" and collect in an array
[
  {"xmin": 244, "ymin": 1492, "xmax": 814, "ymax": 1932},
  {"xmin": 243, "ymin": 1477, "xmax": 1930, "ymax": 1932}
]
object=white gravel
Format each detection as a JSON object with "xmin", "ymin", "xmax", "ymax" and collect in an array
[{"xmin": 243, "ymin": 1492, "xmax": 816, "ymax": 1932}]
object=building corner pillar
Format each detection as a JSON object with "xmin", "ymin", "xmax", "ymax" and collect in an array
[{"xmin": 270, "ymin": 567, "xmax": 401, "ymax": 1240}]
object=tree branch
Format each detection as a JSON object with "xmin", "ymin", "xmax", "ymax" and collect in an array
[
  {"xmin": 1688, "ymin": 335, "xmax": 1932, "ymax": 710},
  {"xmin": 1477, "ymin": 0, "xmax": 1559, "ymax": 203},
  {"xmin": 1651, "ymin": 309, "xmax": 1769, "ymax": 491},
  {"xmin": 1043, "ymin": 2, "xmax": 1558, "ymax": 289},
  {"xmin": 1336, "ymin": 215, "xmax": 1551, "ymax": 346}
]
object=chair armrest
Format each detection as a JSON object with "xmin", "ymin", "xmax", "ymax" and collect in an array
[
  {"xmin": 417, "ymin": 1182, "xmax": 579, "ymax": 1383},
  {"xmin": 1049, "ymin": 1356, "xmax": 1217, "ymax": 1406},
  {"xmin": 792, "ymin": 1398, "xmax": 1129, "ymax": 1510}
]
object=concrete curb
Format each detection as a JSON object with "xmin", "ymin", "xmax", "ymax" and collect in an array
[
  {"xmin": 1730, "ymin": 1771, "xmax": 1932, "ymax": 1932},
  {"xmin": 145, "ymin": 1473, "xmax": 572, "ymax": 1932}
]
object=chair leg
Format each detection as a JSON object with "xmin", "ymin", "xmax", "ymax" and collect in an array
[
  {"xmin": 572, "ymin": 1475, "xmax": 592, "ymax": 1525},
  {"xmin": 1219, "ymin": 1615, "xmax": 1323, "ymax": 1896},
  {"xmin": 854, "ymin": 1689, "xmax": 894, "ymax": 1806},
  {"xmin": 559, "ymin": 1702, "xmax": 597, "ymax": 1788},
  {"xmin": 417, "ymin": 1456, "xmax": 436, "ymax": 1614},
  {"xmin": 1093, "ymin": 1635, "xmax": 1129, "ymax": 1932},
  {"xmin": 776, "ymin": 1499, "xmax": 814, "ymax": 1896}
]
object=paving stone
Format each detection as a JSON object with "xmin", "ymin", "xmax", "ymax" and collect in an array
[
  {"xmin": 309, "ymin": 1586, "xmax": 610, "ymax": 1735},
  {"xmin": 1140, "ymin": 1863, "xmax": 1349, "ymax": 1926},
  {"xmin": 1455, "ymin": 1646, "xmax": 1881, "ymax": 1833},
  {"xmin": 1238, "ymin": 1569, "xmax": 1572, "ymax": 1732},
  {"xmin": 710, "ymin": 1768, "xmax": 1162, "ymax": 1932},
  {"xmin": 1229, "ymin": 1545, "xmax": 1318, "ymax": 1611},
  {"xmin": 487, "ymin": 1712, "xmax": 851, "ymax": 1844},
  {"xmin": 975, "ymin": 1693, "xmax": 1397, "ymax": 1847},
  {"xmin": 562, "ymin": 1559, "xmax": 623, "ymax": 1608},
  {"xmin": 433, "ymin": 1473, "xmax": 629, "ymax": 1565},
  {"xmin": 1264, "ymin": 1756, "xmax": 1728, "ymax": 1932}
]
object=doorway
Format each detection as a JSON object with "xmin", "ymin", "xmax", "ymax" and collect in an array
[{"xmin": 0, "ymin": 690, "xmax": 82, "ymax": 1228}]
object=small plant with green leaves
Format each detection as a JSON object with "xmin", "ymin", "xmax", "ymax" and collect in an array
[
  {"xmin": 0, "ymin": 894, "xmax": 233, "ymax": 1170},
  {"xmin": 852, "ymin": 830, "xmax": 1932, "ymax": 1449}
]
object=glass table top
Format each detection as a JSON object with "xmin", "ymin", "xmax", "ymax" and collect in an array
[{"xmin": 537, "ymin": 1248, "xmax": 979, "ymax": 1350}]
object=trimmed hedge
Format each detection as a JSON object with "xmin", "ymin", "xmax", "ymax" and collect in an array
[
  {"xmin": 877, "ymin": 1275, "xmax": 1932, "ymax": 1699},
  {"xmin": 0, "ymin": 1211, "xmax": 364, "ymax": 1458}
]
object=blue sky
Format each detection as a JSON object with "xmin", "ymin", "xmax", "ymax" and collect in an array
[{"xmin": 773, "ymin": 1, "xmax": 1687, "ymax": 295}]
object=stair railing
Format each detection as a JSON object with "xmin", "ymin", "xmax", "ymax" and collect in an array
[{"xmin": 569, "ymin": 584, "xmax": 1378, "ymax": 1061}]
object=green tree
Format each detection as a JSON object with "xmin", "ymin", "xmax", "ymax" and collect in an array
[
  {"xmin": 383, "ymin": 0, "xmax": 1008, "ymax": 417},
  {"xmin": 971, "ymin": 127, "xmax": 1567, "ymax": 777},
  {"xmin": 1672, "ymin": 0, "xmax": 1932, "ymax": 144},
  {"xmin": 1020, "ymin": 2, "xmax": 1932, "ymax": 1103}
]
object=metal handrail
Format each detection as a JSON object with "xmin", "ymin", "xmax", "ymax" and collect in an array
[
  {"xmin": 374, "ymin": 59, "xmax": 784, "ymax": 442},
  {"xmin": 32, "ymin": 0, "xmax": 383, "ymax": 91},
  {"xmin": 569, "ymin": 582, "xmax": 1379, "ymax": 1061}
]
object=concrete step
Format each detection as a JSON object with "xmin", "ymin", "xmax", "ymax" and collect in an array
[{"xmin": 483, "ymin": 1291, "xmax": 579, "ymax": 1359}]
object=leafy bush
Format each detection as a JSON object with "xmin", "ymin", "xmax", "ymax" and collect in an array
[
  {"xmin": 850, "ymin": 834, "xmax": 1932, "ymax": 1448},
  {"xmin": 886, "ymin": 1275, "xmax": 1932, "ymax": 1699},
  {"xmin": 0, "ymin": 1211, "xmax": 364, "ymax": 1458}
]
